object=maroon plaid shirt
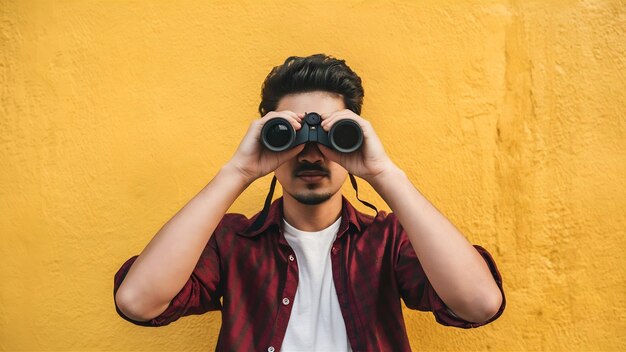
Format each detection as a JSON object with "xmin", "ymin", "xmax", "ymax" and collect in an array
[{"xmin": 113, "ymin": 195, "xmax": 506, "ymax": 351}]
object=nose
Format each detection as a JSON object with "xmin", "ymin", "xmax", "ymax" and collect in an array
[{"xmin": 297, "ymin": 142, "xmax": 324, "ymax": 164}]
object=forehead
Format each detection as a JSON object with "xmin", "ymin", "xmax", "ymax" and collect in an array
[{"xmin": 276, "ymin": 91, "xmax": 345, "ymax": 114}]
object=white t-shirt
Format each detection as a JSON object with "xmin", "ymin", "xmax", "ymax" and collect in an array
[{"xmin": 280, "ymin": 217, "xmax": 352, "ymax": 352}]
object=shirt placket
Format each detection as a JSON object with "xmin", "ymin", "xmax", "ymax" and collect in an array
[
  {"xmin": 331, "ymin": 236, "xmax": 360, "ymax": 351},
  {"xmin": 267, "ymin": 227, "xmax": 299, "ymax": 352}
]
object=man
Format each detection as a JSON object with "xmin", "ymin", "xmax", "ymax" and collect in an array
[{"xmin": 113, "ymin": 54, "xmax": 506, "ymax": 351}]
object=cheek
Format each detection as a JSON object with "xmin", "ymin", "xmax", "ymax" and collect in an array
[
  {"xmin": 274, "ymin": 164, "xmax": 291, "ymax": 183},
  {"xmin": 329, "ymin": 165, "xmax": 348, "ymax": 182}
]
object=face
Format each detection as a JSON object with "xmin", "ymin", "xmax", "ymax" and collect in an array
[{"xmin": 274, "ymin": 91, "xmax": 349, "ymax": 205}]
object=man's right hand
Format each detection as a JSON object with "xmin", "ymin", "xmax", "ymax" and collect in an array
[
  {"xmin": 226, "ymin": 110, "xmax": 306, "ymax": 183},
  {"xmin": 115, "ymin": 111, "xmax": 308, "ymax": 323}
]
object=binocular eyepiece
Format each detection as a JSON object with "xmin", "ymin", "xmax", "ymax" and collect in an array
[{"xmin": 261, "ymin": 112, "xmax": 363, "ymax": 153}]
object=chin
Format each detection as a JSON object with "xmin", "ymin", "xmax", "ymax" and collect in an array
[{"xmin": 289, "ymin": 190, "xmax": 334, "ymax": 205}]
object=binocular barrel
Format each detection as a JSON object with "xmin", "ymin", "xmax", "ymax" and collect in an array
[{"xmin": 261, "ymin": 112, "xmax": 363, "ymax": 153}]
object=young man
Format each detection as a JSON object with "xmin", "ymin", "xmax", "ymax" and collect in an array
[{"xmin": 113, "ymin": 54, "xmax": 506, "ymax": 351}]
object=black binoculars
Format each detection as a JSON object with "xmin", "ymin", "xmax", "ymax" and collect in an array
[{"xmin": 261, "ymin": 112, "xmax": 363, "ymax": 153}]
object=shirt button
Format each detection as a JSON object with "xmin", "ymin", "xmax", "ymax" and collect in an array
[
  {"xmin": 289, "ymin": 254, "xmax": 295, "ymax": 261},
  {"xmin": 268, "ymin": 347, "xmax": 275, "ymax": 352},
  {"xmin": 332, "ymin": 246, "xmax": 340, "ymax": 255},
  {"xmin": 282, "ymin": 297, "xmax": 290, "ymax": 305}
]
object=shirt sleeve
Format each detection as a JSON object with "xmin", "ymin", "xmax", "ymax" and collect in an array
[
  {"xmin": 394, "ymin": 222, "xmax": 506, "ymax": 328},
  {"xmin": 113, "ymin": 234, "xmax": 223, "ymax": 327}
]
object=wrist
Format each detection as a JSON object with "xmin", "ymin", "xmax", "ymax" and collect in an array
[
  {"xmin": 366, "ymin": 163, "xmax": 405, "ymax": 190},
  {"xmin": 221, "ymin": 161, "xmax": 257, "ymax": 187}
]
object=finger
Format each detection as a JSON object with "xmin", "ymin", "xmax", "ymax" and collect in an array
[
  {"xmin": 320, "ymin": 110, "xmax": 356, "ymax": 130},
  {"xmin": 323, "ymin": 113, "xmax": 369, "ymax": 133},
  {"xmin": 321, "ymin": 113, "xmax": 352, "ymax": 130},
  {"xmin": 277, "ymin": 111, "xmax": 303, "ymax": 129},
  {"xmin": 278, "ymin": 110, "xmax": 302, "ymax": 122},
  {"xmin": 350, "ymin": 113, "xmax": 369, "ymax": 126},
  {"xmin": 320, "ymin": 111, "xmax": 337, "ymax": 120},
  {"xmin": 320, "ymin": 116, "xmax": 340, "ymax": 131},
  {"xmin": 285, "ymin": 117, "xmax": 301, "ymax": 131},
  {"xmin": 262, "ymin": 110, "xmax": 300, "ymax": 122},
  {"xmin": 262, "ymin": 112, "xmax": 302, "ymax": 131},
  {"xmin": 321, "ymin": 109, "xmax": 351, "ymax": 119},
  {"xmin": 320, "ymin": 111, "xmax": 339, "ymax": 127}
]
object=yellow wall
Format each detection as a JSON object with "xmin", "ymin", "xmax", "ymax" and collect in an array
[{"xmin": 1, "ymin": 0, "xmax": 624, "ymax": 350}]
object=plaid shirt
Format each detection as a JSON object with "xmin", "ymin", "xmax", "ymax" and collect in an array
[{"xmin": 113, "ymin": 195, "xmax": 506, "ymax": 351}]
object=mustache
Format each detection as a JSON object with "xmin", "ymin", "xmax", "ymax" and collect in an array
[{"xmin": 293, "ymin": 162, "xmax": 329, "ymax": 176}]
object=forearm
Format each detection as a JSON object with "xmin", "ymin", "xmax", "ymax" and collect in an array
[
  {"xmin": 367, "ymin": 165, "xmax": 502, "ymax": 323},
  {"xmin": 115, "ymin": 163, "xmax": 251, "ymax": 318}
]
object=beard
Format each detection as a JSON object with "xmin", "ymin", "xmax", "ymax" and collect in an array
[
  {"xmin": 287, "ymin": 189, "xmax": 334, "ymax": 205},
  {"xmin": 288, "ymin": 161, "xmax": 335, "ymax": 205}
]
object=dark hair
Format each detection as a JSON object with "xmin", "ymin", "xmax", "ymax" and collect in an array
[{"xmin": 258, "ymin": 54, "xmax": 364, "ymax": 116}]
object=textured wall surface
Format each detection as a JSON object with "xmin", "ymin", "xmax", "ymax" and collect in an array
[{"xmin": 1, "ymin": 0, "xmax": 624, "ymax": 351}]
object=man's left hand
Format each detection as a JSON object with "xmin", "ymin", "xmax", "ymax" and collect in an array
[{"xmin": 319, "ymin": 109, "xmax": 396, "ymax": 183}]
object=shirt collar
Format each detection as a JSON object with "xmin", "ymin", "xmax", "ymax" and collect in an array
[{"xmin": 236, "ymin": 195, "xmax": 364, "ymax": 237}]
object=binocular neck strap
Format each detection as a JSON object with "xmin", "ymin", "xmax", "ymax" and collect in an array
[
  {"xmin": 249, "ymin": 173, "xmax": 379, "ymax": 233},
  {"xmin": 349, "ymin": 173, "xmax": 379, "ymax": 215},
  {"xmin": 249, "ymin": 175, "xmax": 279, "ymax": 233}
]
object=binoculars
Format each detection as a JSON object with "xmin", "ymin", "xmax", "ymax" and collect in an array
[{"xmin": 261, "ymin": 112, "xmax": 363, "ymax": 153}]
